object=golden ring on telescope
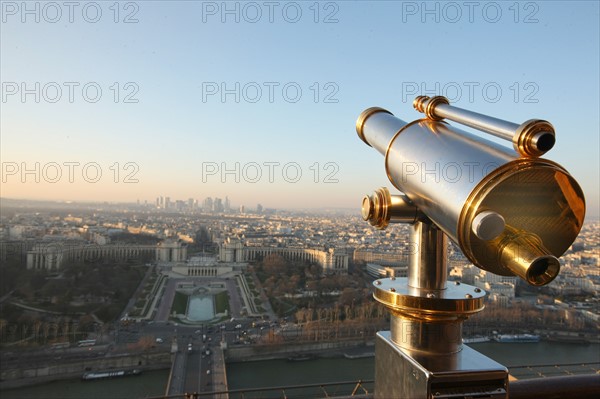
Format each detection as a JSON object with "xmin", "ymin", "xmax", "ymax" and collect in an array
[
  {"xmin": 355, "ymin": 107, "xmax": 392, "ymax": 147},
  {"xmin": 513, "ymin": 119, "xmax": 556, "ymax": 157},
  {"xmin": 425, "ymin": 96, "xmax": 449, "ymax": 121},
  {"xmin": 413, "ymin": 95, "xmax": 449, "ymax": 121}
]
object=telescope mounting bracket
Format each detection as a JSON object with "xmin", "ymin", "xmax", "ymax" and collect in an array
[{"xmin": 367, "ymin": 194, "xmax": 509, "ymax": 398}]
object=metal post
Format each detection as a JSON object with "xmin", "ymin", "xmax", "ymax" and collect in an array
[
  {"xmin": 372, "ymin": 219, "xmax": 508, "ymax": 398},
  {"xmin": 408, "ymin": 221, "xmax": 447, "ymax": 291}
]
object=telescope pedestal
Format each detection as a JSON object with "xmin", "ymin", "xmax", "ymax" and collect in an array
[
  {"xmin": 373, "ymin": 222, "xmax": 509, "ymax": 398},
  {"xmin": 375, "ymin": 332, "xmax": 508, "ymax": 399},
  {"xmin": 358, "ymin": 97, "xmax": 585, "ymax": 398}
]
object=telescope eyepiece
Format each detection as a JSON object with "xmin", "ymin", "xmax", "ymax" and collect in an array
[
  {"xmin": 527, "ymin": 256, "xmax": 560, "ymax": 286},
  {"xmin": 513, "ymin": 119, "xmax": 556, "ymax": 157},
  {"xmin": 531, "ymin": 131, "xmax": 556, "ymax": 153},
  {"xmin": 496, "ymin": 227, "xmax": 561, "ymax": 286}
]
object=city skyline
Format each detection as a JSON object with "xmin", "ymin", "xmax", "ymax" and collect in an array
[
  {"xmin": 2, "ymin": 199, "xmax": 598, "ymax": 395},
  {"xmin": 2, "ymin": 2, "xmax": 599, "ymax": 215}
]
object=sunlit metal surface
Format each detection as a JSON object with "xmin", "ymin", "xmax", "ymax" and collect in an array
[
  {"xmin": 356, "ymin": 96, "xmax": 587, "ymax": 399},
  {"xmin": 361, "ymin": 187, "xmax": 420, "ymax": 229},
  {"xmin": 413, "ymin": 95, "xmax": 556, "ymax": 157},
  {"xmin": 356, "ymin": 106, "xmax": 585, "ymax": 286},
  {"xmin": 376, "ymin": 332, "xmax": 508, "ymax": 398},
  {"xmin": 509, "ymin": 374, "xmax": 600, "ymax": 399},
  {"xmin": 408, "ymin": 222, "xmax": 447, "ymax": 291}
]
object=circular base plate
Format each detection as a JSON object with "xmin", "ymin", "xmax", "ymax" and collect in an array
[{"xmin": 373, "ymin": 278, "xmax": 485, "ymax": 318}]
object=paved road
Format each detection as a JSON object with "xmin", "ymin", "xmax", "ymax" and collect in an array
[
  {"xmin": 225, "ymin": 278, "xmax": 243, "ymax": 317},
  {"xmin": 183, "ymin": 349, "xmax": 201, "ymax": 394},
  {"xmin": 167, "ymin": 351, "xmax": 186, "ymax": 396},
  {"xmin": 155, "ymin": 279, "xmax": 178, "ymax": 322},
  {"xmin": 121, "ymin": 264, "xmax": 155, "ymax": 320}
]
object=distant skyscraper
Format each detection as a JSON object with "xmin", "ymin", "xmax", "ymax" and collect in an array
[
  {"xmin": 256, "ymin": 203, "xmax": 263, "ymax": 214},
  {"xmin": 224, "ymin": 196, "xmax": 231, "ymax": 212},
  {"xmin": 165, "ymin": 197, "xmax": 171, "ymax": 210},
  {"xmin": 240, "ymin": 205, "xmax": 245, "ymax": 214},
  {"xmin": 214, "ymin": 198, "xmax": 224, "ymax": 213},
  {"xmin": 203, "ymin": 197, "xmax": 213, "ymax": 212}
]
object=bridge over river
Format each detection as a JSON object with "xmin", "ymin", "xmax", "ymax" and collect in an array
[{"xmin": 165, "ymin": 337, "xmax": 229, "ymax": 399}]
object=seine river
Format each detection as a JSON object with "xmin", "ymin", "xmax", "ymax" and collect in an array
[
  {"xmin": 225, "ymin": 342, "xmax": 600, "ymax": 398},
  {"xmin": 2, "ymin": 342, "xmax": 598, "ymax": 399},
  {"xmin": 0, "ymin": 369, "xmax": 170, "ymax": 399}
]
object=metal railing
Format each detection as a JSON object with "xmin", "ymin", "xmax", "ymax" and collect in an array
[
  {"xmin": 147, "ymin": 379, "xmax": 373, "ymax": 399},
  {"xmin": 510, "ymin": 374, "xmax": 600, "ymax": 399},
  {"xmin": 145, "ymin": 363, "xmax": 600, "ymax": 399}
]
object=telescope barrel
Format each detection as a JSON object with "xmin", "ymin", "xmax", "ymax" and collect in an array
[
  {"xmin": 413, "ymin": 96, "xmax": 556, "ymax": 157},
  {"xmin": 357, "ymin": 107, "xmax": 514, "ymax": 239},
  {"xmin": 357, "ymin": 103, "xmax": 585, "ymax": 286}
]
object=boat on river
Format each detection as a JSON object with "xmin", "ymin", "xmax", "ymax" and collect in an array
[
  {"xmin": 82, "ymin": 369, "xmax": 142, "ymax": 381},
  {"xmin": 494, "ymin": 334, "xmax": 540, "ymax": 343}
]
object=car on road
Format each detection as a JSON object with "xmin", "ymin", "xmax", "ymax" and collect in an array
[{"xmin": 155, "ymin": 338, "xmax": 163, "ymax": 343}]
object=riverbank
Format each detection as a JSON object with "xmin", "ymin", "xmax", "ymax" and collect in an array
[
  {"xmin": 4, "ymin": 331, "xmax": 595, "ymax": 391},
  {"xmin": 0, "ymin": 350, "xmax": 171, "ymax": 390},
  {"xmin": 225, "ymin": 338, "xmax": 372, "ymax": 363},
  {"xmin": 225, "ymin": 332, "xmax": 600, "ymax": 364},
  {"xmin": 226, "ymin": 341, "xmax": 600, "ymax": 397},
  {"xmin": 0, "ymin": 369, "xmax": 170, "ymax": 399},
  {"xmin": 3, "ymin": 340, "xmax": 597, "ymax": 398}
]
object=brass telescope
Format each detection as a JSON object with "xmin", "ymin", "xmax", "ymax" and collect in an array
[
  {"xmin": 357, "ymin": 96, "xmax": 585, "ymax": 286},
  {"xmin": 357, "ymin": 96, "xmax": 586, "ymax": 398}
]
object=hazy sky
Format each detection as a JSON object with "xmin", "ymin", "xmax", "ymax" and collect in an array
[{"xmin": 1, "ymin": 1, "xmax": 599, "ymax": 215}]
